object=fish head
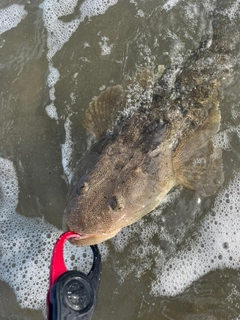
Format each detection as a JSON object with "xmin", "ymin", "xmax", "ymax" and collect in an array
[{"xmin": 63, "ymin": 145, "xmax": 169, "ymax": 246}]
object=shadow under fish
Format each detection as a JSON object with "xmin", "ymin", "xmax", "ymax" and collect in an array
[{"xmin": 63, "ymin": 0, "xmax": 240, "ymax": 246}]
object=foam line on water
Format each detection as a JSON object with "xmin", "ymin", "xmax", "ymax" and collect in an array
[
  {"xmin": 0, "ymin": 5, "xmax": 27, "ymax": 35},
  {"xmin": 61, "ymin": 116, "xmax": 74, "ymax": 183},
  {"xmin": 40, "ymin": 0, "xmax": 118, "ymax": 60}
]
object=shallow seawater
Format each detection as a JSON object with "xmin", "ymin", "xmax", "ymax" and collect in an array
[{"xmin": 1, "ymin": 0, "xmax": 240, "ymax": 319}]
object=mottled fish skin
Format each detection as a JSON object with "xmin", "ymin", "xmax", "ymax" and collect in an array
[{"xmin": 63, "ymin": 0, "xmax": 240, "ymax": 246}]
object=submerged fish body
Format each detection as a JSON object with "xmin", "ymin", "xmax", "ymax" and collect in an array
[{"xmin": 64, "ymin": 1, "xmax": 239, "ymax": 246}]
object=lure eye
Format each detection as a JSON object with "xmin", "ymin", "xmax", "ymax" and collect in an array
[
  {"xmin": 109, "ymin": 195, "xmax": 125, "ymax": 211},
  {"xmin": 76, "ymin": 182, "xmax": 89, "ymax": 196}
]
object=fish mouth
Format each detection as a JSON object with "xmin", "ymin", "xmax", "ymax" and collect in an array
[
  {"xmin": 62, "ymin": 221, "xmax": 121, "ymax": 246},
  {"xmin": 62, "ymin": 222, "xmax": 94, "ymax": 238},
  {"xmin": 62, "ymin": 222, "xmax": 103, "ymax": 245}
]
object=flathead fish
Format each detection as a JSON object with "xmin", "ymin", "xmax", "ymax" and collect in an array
[{"xmin": 63, "ymin": 1, "xmax": 239, "ymax": 246}]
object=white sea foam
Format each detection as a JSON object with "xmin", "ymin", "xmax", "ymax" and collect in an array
[
  {"xmin": 80, "ymin": 0, "xmax": 118, "ymax": 20},
  {"xmin": 39, "ymin": 0, "xmax": 80, "ymax": 60},
  {"xmin": 45, "ymin": 103, "xmax": 59, "ymax": 121},
  {"xmin": 0, "ymin": 5, "xmax": 27, "ymax": 35},
  {"xmin": 163, "ymin": 0, "xmax": 181, "ymax": 11},
  {"xmin": 137, "ymin": 9, "xmax": 145, "ymax": 18},
  {"xmin": 41, "ymin": 0, "xmax": 119, "ymax": 137},
  {"xmin": 213, "ymin": 125, "xmax": 240, "ymax": 150},
  {"xmin": 0, "ymin": 157, "xmax": 107, "ymax": 311},
  {"xmin": 47, "ymin": 64, "xmax": 60, "ymax": 90},
  {"xmin": 40, "ymin": 0, "xmax": 118, "ymax": 60},
  {"xmin": 61, "ymin": 116, "xmax": 74, "ymax": 183},
  {"xmin": 45, "ymin": 64, "xmax": 60, "ymax": 120},
  {"xmin": 99, "ymin": 36, "xmax": 113, "ymax": 55},
  {"xmin": 220, "ymin": 0, "xmax": 240, "ymax": 20},
  {"xmin": 151, "ymin": 172, "xmax": 240, "ymax": 296}
]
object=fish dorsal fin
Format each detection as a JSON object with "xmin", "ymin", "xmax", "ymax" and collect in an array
[
  {"xmin": 83, "ymin": 66, "xmax": 165, "ymax": 140},
  {"xmin": 172, "ymin": 103, "xmax": 223, "ymax": 197},
  {"xmin": 82, "ymin": 85, "xmax": 125, "ymax": 140}
]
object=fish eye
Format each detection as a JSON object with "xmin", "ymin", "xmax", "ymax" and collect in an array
[
  {"xmin": 109, "ymin": 195, "xmax": 125, "ymax": 211},
  {"xmin": 76, "ymin": 182, "xmax": 89, "ymax": 195}
]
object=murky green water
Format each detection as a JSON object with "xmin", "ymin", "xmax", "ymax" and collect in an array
[{"xmin": 1, "ymin": 0, "xmax": 240, "ymax": 319}]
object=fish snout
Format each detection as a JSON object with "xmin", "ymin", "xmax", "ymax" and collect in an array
[
  {"xmin": 63, "ymin": 197, "xmax": 102, "ymax": 245},
  {"xmin": 63, "ymin": 194, "xmax": 124, "ymax": 245}
]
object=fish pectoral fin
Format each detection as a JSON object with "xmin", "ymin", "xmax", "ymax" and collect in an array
[
  {"xmin": 82, "ymin": 85, "xmax": 125, "ymax": 140},
  {"xmin": 172, "ymin": 105, "xmax": 223, "ymax": 197}
]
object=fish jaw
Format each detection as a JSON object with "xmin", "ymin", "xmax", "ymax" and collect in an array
[{"xmin": 62, "ymin": 219, "xmax": 121, "ymax": 246}]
